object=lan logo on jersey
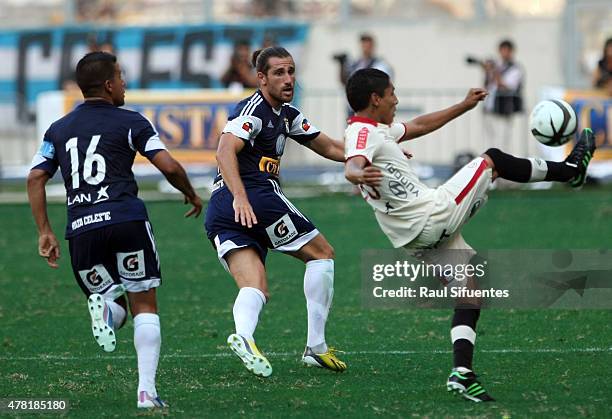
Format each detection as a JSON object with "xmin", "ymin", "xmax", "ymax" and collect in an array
[
  {"xmin": 301, "ymin": 119, "xmax": 311, "ymax": 131},
  {"xmin": 242, "ymin": 121, "xmax": 254, "ymax": 133}
]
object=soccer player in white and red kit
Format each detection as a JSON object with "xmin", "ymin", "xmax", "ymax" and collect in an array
[{"xmin": 343, "ymin": 68, "xmax": 595, "ymax": 402}]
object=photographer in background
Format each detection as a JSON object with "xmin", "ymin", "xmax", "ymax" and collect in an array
[
  {"xmin": 468, "ymin": 39, "xmax": 524, "ymax": 149},
  {"xmin": 335, "ymin": 33, "xmax": 393, "ymax": 97},
  {"xmin": 592, "ymin": 37, "xmax": 612, "ymax": 96}
]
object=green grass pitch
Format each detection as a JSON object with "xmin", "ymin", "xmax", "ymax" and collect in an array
[{"xmin": 1, "ymin": 189, "xmax": 611, "ymax": 417}]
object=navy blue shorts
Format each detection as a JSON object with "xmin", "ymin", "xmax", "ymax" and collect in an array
[
  {"xmin": 205, "ymin": 179, "xmax": 319, "ymax": 269},
  {"xmin": 68, "ymin": 220, "xmax": 162, "ymax": 297}
]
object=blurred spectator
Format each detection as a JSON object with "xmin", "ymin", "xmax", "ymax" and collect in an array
[
  {"xmin": 251, "ymin": 0, "xmax": 295, "ymax": 17},
  {"xmin": 96, "ymin": 42, "xmax": 115, "ymax": 54},
  {"xmin": 221, "ymin": 41, "xmax": 258, "ymax": 91},
  {"xmin": 76, "ymin": 0, "xmax": 117, "ymax": 21},
  {"xmin": 63, "ymin": 38, "xmax": 116, "ymax": 91},
  {"xmin": 261, "ymin": 36, "xmax": 275, "ymax": 49},
  {"xmin": 337, "ymin": 33, "xmax": 393, "ymax": 87},
  {"xmin": 592, "ymin": 37, "xmax": 612, "ymax": 96}
]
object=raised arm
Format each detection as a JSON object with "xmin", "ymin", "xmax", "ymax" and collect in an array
[
  {"xmin": 150, "ymin": 150, "xmax": 202, "ymax": 217},
  {"xmin": 399, "ymin": 88, "xmax": 488, "ymax": 142},
  {"xmin": 27, "ymin": 169, "xmax": 60, "ymax": 268},
  {"xmin": 216, "ymin": 132, "xmax": 257, "ymax": 228},
  {"xmin": 304, "ymin": 132, "xmax": 345, "ymax": 162}
]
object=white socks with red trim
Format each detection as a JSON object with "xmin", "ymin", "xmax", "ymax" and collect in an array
[
  {"xmin": 134, "ymin": 313, "xmax": 161, "ymax": 397},
  {"xmin": 232, "ymin": 287, "xmax": 266, "ymax": 341},
  {"xmin": 304, "ymin": 259, "xmax": 334, "ymax": 354}
]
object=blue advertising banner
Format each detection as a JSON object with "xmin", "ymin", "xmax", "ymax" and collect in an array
[
  {"xmin": 564, "ymin": 90, "xmax": 612, "ymax": 160},
  {"xmin": 0, "ymin": 22, "xmax": 308, "ymax": 122},
  {"xmin": 61, "ymin": 89, "xmax": 254, "ymax": 164}
]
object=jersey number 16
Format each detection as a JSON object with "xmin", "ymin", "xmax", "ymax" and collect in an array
[{"xmin": 65, "ymin": 135, "xmax": 106, "ymax": 189}]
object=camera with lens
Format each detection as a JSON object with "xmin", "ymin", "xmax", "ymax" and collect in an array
[
  {"xmin": 332, "ymin": 53, "xmax": 348, "ymax": 64},
  {"xmin": 465, "ymin": 55, "xmax": 483, "ymax": 66}
]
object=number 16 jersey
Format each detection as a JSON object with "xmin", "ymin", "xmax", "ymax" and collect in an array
[{"xmin": 31, "ymin": 100, "xmax": 167, "ymax": 238}]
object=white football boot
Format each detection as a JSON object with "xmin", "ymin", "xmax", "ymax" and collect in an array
[
  {"xmin": 227, "ymin": 333, "xmax": 272, "ymax": 377},
  {"xmin": 137, "ymin": 391, "xmax": 168, "ymax": 409},
  {"xmin": 87, "ymin": 293, "xmax": 116, "ymax": 352}
]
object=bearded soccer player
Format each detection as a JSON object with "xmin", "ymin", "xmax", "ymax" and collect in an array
[
  {"xmin": 343, "ymin": 68, "xmax": 595, "ymax": 402},
  {"xmin": 205, "ymin": 46, "xmax": 347, "ymax": 377},
  {"xmin": 27, "ymin": 52, "xmax": 203, "ymax": 408}
]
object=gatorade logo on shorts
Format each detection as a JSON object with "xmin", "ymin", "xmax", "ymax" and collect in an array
[
  {"xmin": 274, "ymin": 221, "xmax": 289, "ymax": 237},
  {"xmin": 117, "ymin": 250, "xmax": 145, "ymax": 279},
  {"xmin": 87, "ymin": 270, "xmax": 103, "ymax": 286},
  {"xmin": 266, "ymin": 214, "xmax": 298, "ymax": 248},
  {"xmin": 79, "ymin": 264, "xmax": 113, "ymax": 293}
]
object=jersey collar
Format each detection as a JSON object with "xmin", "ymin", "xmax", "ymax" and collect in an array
[
  {"xmin": 80, "ymin": 99, "xmax": 115, "ymax": 107},
  {"xmin": 347, "ymin": 115, "xmax": 379, "ymax": 127},
  {"xmin": 257, "ymin": 89, "xmax": 283, "ymax": 116}
]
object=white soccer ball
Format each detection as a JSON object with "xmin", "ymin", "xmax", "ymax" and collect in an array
[{"xmin": 529, "ymin": 99, "xmax": 577, "ymax": 147}]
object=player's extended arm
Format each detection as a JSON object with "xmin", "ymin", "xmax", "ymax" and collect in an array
[
  {"xmin": 26, "ymin": 169, "xmax": 60, "ymax": 268},
  {"xmin": 399, "ymin": 88, "xmax": 488, "ymax": 142},
  {"xmin": 305, "ymin": 132, "xmax": 345, "ymax": 162},
  {"xmin": 344, "ymin": 156, "xmax": 383, "ymax": 186},
  {"xmin": 150, "ymin": 150, "xmax": 203, "ymax": 218},
  {"xmin": 216, "ymin": 133, "xmax": 258, "ymax": 228}
]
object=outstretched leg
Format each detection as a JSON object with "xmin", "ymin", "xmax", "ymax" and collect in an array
[{"xmin": 482, "ymin": 128, "xmax": 596, "ymax": 187}]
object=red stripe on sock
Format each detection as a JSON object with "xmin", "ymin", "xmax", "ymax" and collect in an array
[{"xmin": 455, "ymin": 160, "xmax": 488, "ymax": 205}]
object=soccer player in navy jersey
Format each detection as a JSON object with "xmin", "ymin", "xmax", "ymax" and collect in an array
[
  {"xmin": 205, "ymin": 46, "xmax": 347, "ymax": 376},
  {"xmin": 27, "ymin": 52, "xmax": 202, "ymax": 408}
]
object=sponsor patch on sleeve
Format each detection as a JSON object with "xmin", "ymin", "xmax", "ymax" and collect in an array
[
  {"xmin": 356, "ymin": 127, "xmax": 369, "ymax": 150},
  {"xmin": 301, "ymin": 118, "xmax": 311, "ymax": 131},
  {"xmin": 38, "ymin": 140, "xmax": 55, "ymax": 159},
  {"xmin": 242, "ymin": 121, "xmax": 254, "ymax": 134}
]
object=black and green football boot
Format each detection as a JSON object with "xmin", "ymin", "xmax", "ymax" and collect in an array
[
  {"xmin": 447, "ymin": 369, "xmax": 495, "ymax": 402},
  {"xmin": 565, "ymin": 128, "xmax": 596, "ymax": 188}
]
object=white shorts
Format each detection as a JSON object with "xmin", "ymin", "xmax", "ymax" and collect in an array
[{"xmin": 407, "ymin": 157, "xmax": 492, "ymax": 250}]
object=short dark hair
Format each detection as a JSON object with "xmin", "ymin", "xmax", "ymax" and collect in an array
[
  {"xmin": 499, "ymin": 39, "xmax": 515, "ymax": 50},
  {"xmin": 346, "ymin": 68, "xmax": 390, "ymax": 112},
  {"xmin": 251, "ymin": 46, "xmax": 292, "ymax": 74},
  {"xmin": 75, "ymin": 51, "xmax": 117, "ymax": 97},
  {"xmin": 360, "ymin": 33, "xmax": 374, "ymax": 42}
]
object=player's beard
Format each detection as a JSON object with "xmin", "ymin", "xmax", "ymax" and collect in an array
[{"xmin": 274, "ymin": 85, "xmax": 294, "ymax": 104}]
